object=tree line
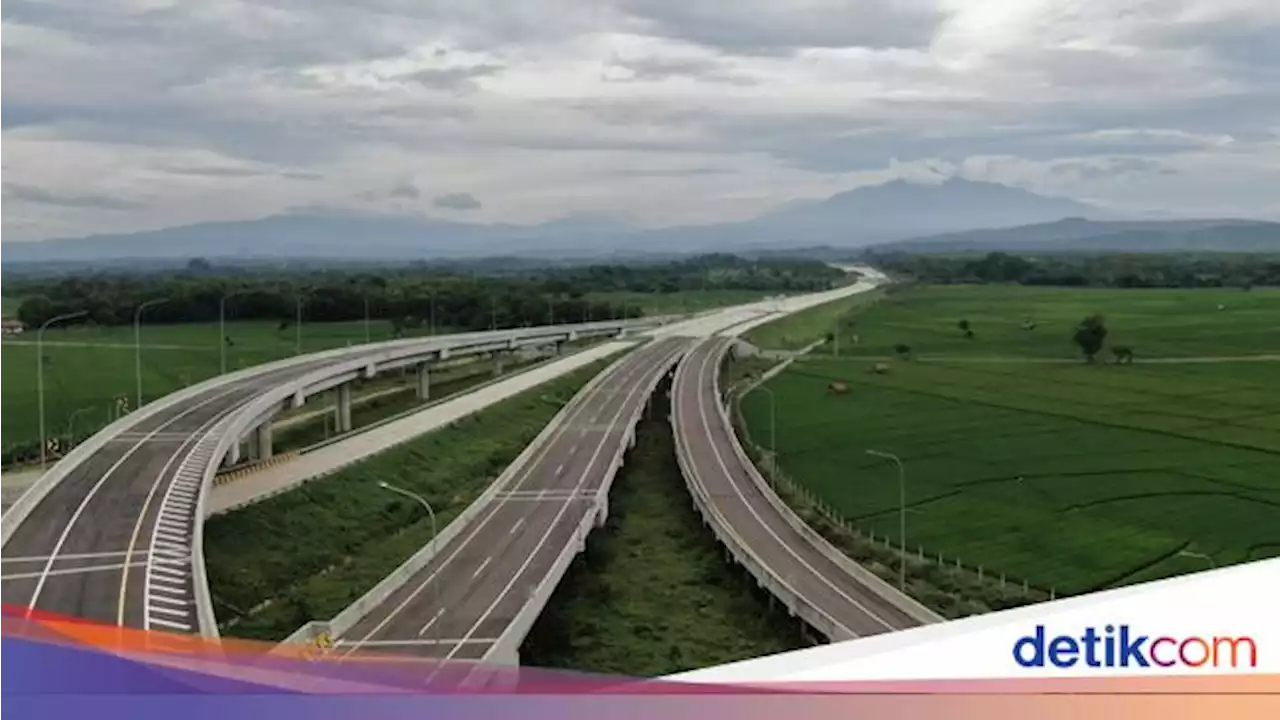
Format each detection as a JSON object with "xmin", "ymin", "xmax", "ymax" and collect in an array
[
  {"xmin": 10, "ymin": 254, "xmax": 846, "ymax": 329},
  {"xmin": 866, "ymin": 251, "xmax": 1280, "ymax": 288}
]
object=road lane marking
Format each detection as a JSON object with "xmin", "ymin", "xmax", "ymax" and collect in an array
[
  {"xmin": 337, "ymin": 342, "xmax": 669, "ymax": 657},
  {"xmin": 554, "ymin": 463, "xmax": 564, "ymax": 476},
  {"xmin": 150, "ymin": 617, "xmax": 192, "ymax": 631},
  {"xmin": 471, "ymin": 557, "xmax": 493, "ymax": 579},
  {"xmin": 508, "ymin": 518, "xmax": 524, "ymax": 535},
  {"xmin": 27, "ymin": 384, "xmax": 247, "ymax": 618},
  {"xmin": 417, "ymin": 608, "xmax": 446, "ymax": 637},
  {"xmin": 442, "ymin": 341, "xmax": 688, "ymax": 666},
  {"xmin": 3, "ymin": 561, "xmax": 148, "ymax": 581},
  {"xmin": 3, "ymin": 550, "xmax": 146, "ymax": 564},
  {"xmin": 686, "ymin": 339, "xmax": 895, "ymax": 633}
]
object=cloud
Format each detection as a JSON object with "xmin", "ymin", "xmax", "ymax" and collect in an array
[
  {"xmin": 2, "ymin": 182, "xmax": 142, "ymax": 210},
  {"xmin": 432, "ymin": 192, "xmax": 483, "ymax": 210},
  {"xmin": 2, "ymin": 0, "xmax": 1279, "ymax": 241}
]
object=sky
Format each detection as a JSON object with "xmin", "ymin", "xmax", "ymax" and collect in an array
[{"xmin": 3, "ymin": 0, "xmax": 1279, "ymax": 242}]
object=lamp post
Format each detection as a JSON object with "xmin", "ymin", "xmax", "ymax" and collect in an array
[
  {"xmin": 134, "ymin": 298, "xmax": 169, "ymax": 408},
  {"xmin": 294, "ymin": 293, "xmax": 305, "ymax": 355},
  {"xmin": 377, "ymin": 481, "xmax": 439, "ymax": 644},
  {"xmin": 363, "ymin": 293, "xmax": 371, "ymax": 344},
  {"xmin": 38, "ymin": 310, "xmax": 88, "ymax": 472},
  {"xmin": 490, "ymin": 297, "xmax": 497, "ymax": 331},
  {"xmin": 866, "ymin": 449, "xmax": 907, "ymax": 592},
  {"xmin": 219, "ymin": 289, "xmax": 253, "ymax": 375}
]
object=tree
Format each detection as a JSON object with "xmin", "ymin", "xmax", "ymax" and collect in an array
[
  {"xmin": 957, "ymin": 319, "xmax": 970, "ymax": 332},
  {"xmin": 16, "ymin": 295, "xmax": 55, "ymax": 326},
  {"xmin": 894, "ymin": 343, "xmax": 912, "ymax": 359},
  {"xmin": 1072, "ymin": 314, "xmax": 1108, "ymax": 362}
]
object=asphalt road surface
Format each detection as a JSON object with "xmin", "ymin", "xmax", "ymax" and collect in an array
[
  {"xmin": 1, "ymin": 356, "xmax": 364, "ymax": 633},
  {"xmin": 334, "ymin": 337, "xmax": 690, "ymax": 661},
  {"xmin": 672, "ymin": 336, "xmax": 920, "ymax": 637},
  {"xmin": 2, "ymin": 327, "xmax": 610, "ymax": 634}
]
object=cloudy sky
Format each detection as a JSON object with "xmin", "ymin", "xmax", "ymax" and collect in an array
[{"xmin": 3, "ymin": 0, "xmax": 1279, "ymax": 242}]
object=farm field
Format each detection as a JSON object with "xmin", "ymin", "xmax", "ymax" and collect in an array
[
  {"xmin": 590, "ymin": 289, "xmax": 775, "ymax": 316},
  {"xmin": 0, "ymin": 320, "xmax": 455, "ymax": 458},
  {"xmin": 742, "ymin": 287, "xmax": 884, "ymax": 352},
  {"xmin": 740, "ymin": 285, "xmax": 1280, "ymax": 597}
]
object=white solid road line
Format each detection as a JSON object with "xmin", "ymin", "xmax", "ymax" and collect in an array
[
  {"xmin": 443, "ymin": 341, "xmax": 685, "ymax": 664},
  {"xmin": 24, "ymin": 384, "xmax": 247, "ymax": 616},
  {"xmin": 338, "ymin": 344, "xmax": 662, "ymax": 656},
  {"xmin": 3, "ymin": 561, "xmax": 149, "ymax": 581},
  {"xmin": 3, "ymin": 549, "xmax": 148, "ymax": 564},
  {"xmin": 691, "ymin": 341, "xmax": 895, "ymax": 632}
]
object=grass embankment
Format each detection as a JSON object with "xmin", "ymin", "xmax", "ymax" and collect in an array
[
  {"xmin": 738, "ymin": 285, "xmax": 1280, "ymax": 600},
  {"xmin": 742, "ymin": 288, "xmax": 884, "ymax": 352},
  {"xmin": 204, "ymin": 352, "xmax": 627, "ymax": 641},
  {"xmin": 521, "ymin": 387, "xmax": 803, "ymax": 675}
]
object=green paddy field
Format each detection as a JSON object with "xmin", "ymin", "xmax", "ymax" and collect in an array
[{"xmin": 742, "ymin": 285, "xmax": 1280, "ymax": 596}]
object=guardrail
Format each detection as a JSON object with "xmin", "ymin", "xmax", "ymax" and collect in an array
[
  {"xmin": 715, "ymin": 340, "xmax": 942, "ymax": 626},
  {"xmin": 669, "ymin": 345, "xmax": 857, "ymax": 643},
  {"xmin": 483, "ymin": 340, "xmax": 689, "ymax": 666},
  {"xmin": 195, "ymin": 326, "xmax": 654, "ymax": 638},
  {"xmin": 276, "ymin": 341, "xmax": 647, "ymax": 648}
]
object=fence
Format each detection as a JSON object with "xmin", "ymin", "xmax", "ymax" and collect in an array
[{"xmin": 730, "ymin": 381, "xmax": 1057, "ymax": 614}]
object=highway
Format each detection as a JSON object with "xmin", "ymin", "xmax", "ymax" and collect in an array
[
  {"xmin": 1, "ymin": 360, "xmax": 351, "ymax": 632},
  {"xmin": 672, "ymin": 336, "xmax": 922, "ymax": 638},
  {"xmin": 1, "ymin": 322, "xmax": 650, "ymax": 635},
  {"xmin": 333, "ymin": 337, "xmax": 689, "ymax": 661}
]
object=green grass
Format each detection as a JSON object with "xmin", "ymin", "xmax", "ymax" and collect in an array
[
  {"xmin": 1, "ymin": 320, "xmax": 456, "ymax": 458},
  {"xmin": 741, "ymin": 285, "xmax": 1280, "ymax": 597},
  {"xmin": 204, "ymin": 351, "xmax": 628, "ymax": 640},
  {"xmin": 742, "ymin": 288, "xmax": 884, "ymax": 352},
  {"xmin": 1, "ymin": 296, "xmax": 21, "ymax": 316},
  {"xmin": 521, "ymin": 389, "xmax": 803, "ymax": 675}
]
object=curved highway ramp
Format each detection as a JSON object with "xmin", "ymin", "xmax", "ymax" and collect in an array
[{"xmin": 672, "ymin": 336, "xmax": 940, "ymax": 641}]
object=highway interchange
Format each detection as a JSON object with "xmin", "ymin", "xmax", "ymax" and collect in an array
[{"xmin": 3, "ymin": 271, "xmax": 930, "ymax": 667}]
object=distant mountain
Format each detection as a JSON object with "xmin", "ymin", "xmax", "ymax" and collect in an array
[
  {"xmin": 871, "ymin": 218, "xmax": 1280, "ymax": 253},
  {"xmin": 4, "ymin": 178, "xmax": 1255, "ymax": 266}
]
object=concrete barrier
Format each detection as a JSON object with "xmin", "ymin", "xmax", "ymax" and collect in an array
[
  {"xmin": 276, "ymin": 342, "xmax": 647, "ymax": 648},
  {"xmin": 670, "ymin": 349, "xmax": 857, "ymax": 643},
  {"xmin": 483, "ymin": 341, "xmax": 689, "ymax": 666},
  {"xmin": 712, "ymin": 340, "xmax": 943, "ymax": 626}
]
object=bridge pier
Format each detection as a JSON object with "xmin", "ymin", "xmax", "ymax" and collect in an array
[
  {"xmin": 336, "ymin": 383, "xmax": 352, "ymax": 433},
  {"xmin": 254, "ymin": 423, "xmax": 274, "ymax": 461},
  {"xmin": 416, "ymin": 362, "xmax": 430, "ymax": 400}
]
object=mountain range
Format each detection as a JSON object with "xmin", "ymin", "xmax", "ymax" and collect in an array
[{"xmin": 3, "ymin": 178, "xmax": 1276, "ymax": 267}]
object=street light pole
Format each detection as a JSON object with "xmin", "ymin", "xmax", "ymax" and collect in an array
[
  {"xmin": 490, "ymin": 297, "xmax": 497, "ymax": 331},
  {"xmin": 363, "ymin": 294, "xmax": 371, "ymax": 344},
  {"xmin": 377, "ymin": 481, "xmax": 439, "ymax": 644},
  {"xmin": 867, "ymin": 449, "xmax": 907, "ymax": 592},
  {"xmin": 295, "ymin": 294, "xmax": 305, "ymax": 355},
  {"xmin": 38, "ymin": 310, "xmax": 88, "ymax": 472},
  {"xmin": 64, "ymin": 406, "xmax": 93, "ymax": 450},
  {"xmin": 219, "ymin": 289, "xmax": 251, "ymax": 375},
  {"xmin": 134, "ymin": 298, "xmax": 169, "ymax": 408}
]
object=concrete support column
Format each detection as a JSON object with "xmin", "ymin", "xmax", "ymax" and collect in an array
[
  {"xmin": 225, "ymin": 442, "xmax": 242, "ymax": 467},
  {"xmin": 256, "ymin": 423, "xmax": 274, "ymax": 461},
  {"xmin": 493, "ymin": 353, "xmax": 505, "ymax": 377},
  {"xmin": 416, "ymin": 362, "xmax": 430, "ymax": 400},
  {"xmin": 336, "ymin": 383, "xmax": 352, "ymax": 433}
]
